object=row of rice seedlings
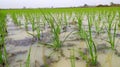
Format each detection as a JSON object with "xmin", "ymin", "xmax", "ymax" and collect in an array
[
  {"xmin": 0, "ymin": 12, "xmax": 8, "ymax": 67},
  {"xmin": 106, "ymin": 13, "xmax": 116, "ymax": 50}
]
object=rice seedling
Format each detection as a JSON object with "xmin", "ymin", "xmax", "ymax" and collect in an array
[
  {"xmin": 26, "ymin": 46, "xmax": 31, "ymax": 67},
  {"xmin": 107, "ymin": 24, "xmax": 116, "ymax": 50},
  {"xmin": 0, "ymin": 49, "xmax": 3, "ymax": 64},
  {"xmin": 25, "ymin": 14, "xmax": 39, "ymax": 39},
  {"xmin": 30, "ymin": 16, "xmax": 36, "ymax": 33},
  {"xmin": 57, "ymin": 13, "xmax": 63, "ymax": 26},
  {"xmin": 36, "ymin": 16, "xmax": 41, "ymax": 40},
  {"xmin": 70, "ymin": 48, "xmax": 76, "ymax": 67},
  {"xmin": 106, "ymin": 13, "xmax": 116, "ymax": 50},
  {"xmin": 49, "ymin": 17, "xmax": 61, "ymax": 50},
  {"xmin": 40, "ymin": 11, "xmax": 61, "ymax": 50},
  {"xmin": 63, "ymin": 13, "xmax": 68, "ymax": 26},
  {"xmin": 24, "ymin": 15, "xmax": 29, "ymax": 31},
  {"xmin": 77, "ymin": 17, "xmax": 87, "ymax": 40},
  {"xmin": 118, "ymin": 12, "xmax": 120, "ymax": 28},
  {"xmin": 3, "ymin": 45, "xmax": 9, "ymax": 67},
  {"xmin": 86, "ymin": 15, "xmax": 98, "ymax": 66},
  {"xmin": 11, "ymin": 13, "xmax": 21, "ymax": 26},
  {"xmin": 94, "ymin": 13, "xmax": 104, "ymax": 35},
  {"xmin": 43, "ymin": 13, "xmax": 73, "ymax": 50}
]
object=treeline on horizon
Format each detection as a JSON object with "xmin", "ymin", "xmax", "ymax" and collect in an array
[{"xmin": 82, "ymin": 2, "xmax": 120, "ymax": 7}]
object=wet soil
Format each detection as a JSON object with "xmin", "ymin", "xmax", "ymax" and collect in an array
[{"xmin": 5, "ymin": 16, "xmax": 120, "ymax": 67}]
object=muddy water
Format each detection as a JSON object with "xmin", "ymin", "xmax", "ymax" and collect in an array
[{"xmin": 5, "ymin": 16, "xmax": 120, "ymax": 67}]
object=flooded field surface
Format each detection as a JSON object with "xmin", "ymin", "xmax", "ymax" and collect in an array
[{"xmin": 0, "ymin": 7, "xmax": 120, "ymax": 67}]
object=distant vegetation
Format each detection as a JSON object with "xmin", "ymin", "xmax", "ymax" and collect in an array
[
  {"xmin": 96, "ymin": 2, "xmax": 120, "ymax": 7},
  {"xmin": 82, "ymin": 2, "xmax": 120, "ymax": 7}
]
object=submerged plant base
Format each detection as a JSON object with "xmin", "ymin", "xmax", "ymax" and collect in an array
[
  {"xmin": 0, "ymin": 64, "xmax": 4, "ymax": 67},
  {"xmin": 114, "ymin": 49, "xmax": 120, "ymax": 57},
  {"xmin": 86, "ymin": 60, "xmax": 101, "ymax": 67}
]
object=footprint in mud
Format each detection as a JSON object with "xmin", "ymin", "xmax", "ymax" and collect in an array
[
  {"xmin": 16, "ymin": 59, "xmax": 23, "ymax": 62},
  {"xmin": 78, "ymin": 43, "xmax": 110, "ymax": 55},
  {"xmin": 34, "ymin": 56, "xmax": 58, "ymax": 67},
  {"xmin": 96, "ymin": 43, "xmax": 110, "ymax": 54},
  {"xmin": 115, "ymin": 49, "xmax": 120, "ymax": 57},
  {"xmin": 97, "ymin": 43, "xmax": 120, "ymax": 57},
  {"xmin": 13, "ymin": 50, "xmax": 27, "ymax": 56},
  {"xmin": 62, "ymin": 43, "xmax": 75, "ymax": 47},
  {"xmin": 6, "ymin": 38, "xmax": 35, "ymax": 46},
  {"xmin": 116, "ymin": 33, "xmax": 120, "ymax": 38},
  {"xmin": 39, "ymin": 29, "xmax": 54, "ymax": 43}
]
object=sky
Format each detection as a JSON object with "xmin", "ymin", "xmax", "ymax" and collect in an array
[{"xmin": 0, "ymin": 0, "xmax": 120, "ymax": 8}]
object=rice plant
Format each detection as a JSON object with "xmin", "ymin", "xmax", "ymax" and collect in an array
[
  {"xmin": 63, "ymin": 13, "xmax": 68, "ymax": 26},
  {"xmin": 94, "ymin": 13, "xmax": 104, "ymax": 35},
  {"xmin": 24, "ymin": 15, "xmax": 29, "ymax": 31},
  {"xmin": 106, "ymin": 13, "xmax": 116, "ymax": 49},
  {"xmin": 30, "ymin": 15, "xmax": 36, "ymax": 33},
  {"xmin": 40, "ymin": 11, "xmax": 61, "ymax": 50},
  {"xmin": 0, "ymin": 7, "xmax": 120, "ymax": 67},
  {"xmin": 118, "ymin": 12, "xmax": 120, "ymax": 28},
  {"xmin": 48, "ymin": 15, "xmax": 61, "ymax": 50},
  {"xmin": 36, "ymin": 16, "xmax": 41, "ymax": 40},
  {"xmin": 77, "ymin": 15, "xmax": 98, "ymax": 66},
  {"xmin": 11, "ymin": 13, "xmax": 21, "ymax": 26},
  {"xmin": 3, "ymin": 45, "xmax": 9, "ymax": 67},
  {"xmin": 40, "ymin": 11, "xmax": 74, "ymax": 51},
  {"xmin": 0, "ymin": 48, "xmax": 3, "ymax": 65},
  {"xmin": 70, "ymin": 48, "xmax": 76, "ymax": 67},
  {"xmin": 86, "ymin": 15, "xmax": 98, "ymax": 66},
  {"xmin": 107, "ymin": 24, "xmax": 116, "ymax": 50},
  {"xmin": 25, "ymin": 14, "xmax": 38, "ymax": 39},
  {"xmin": 77, "ymin": 17, "xmax": 87, "ymax": 40},
  {"xmin": 26, "ymin": 46, "xmax": 31, "ymax": 67}
]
